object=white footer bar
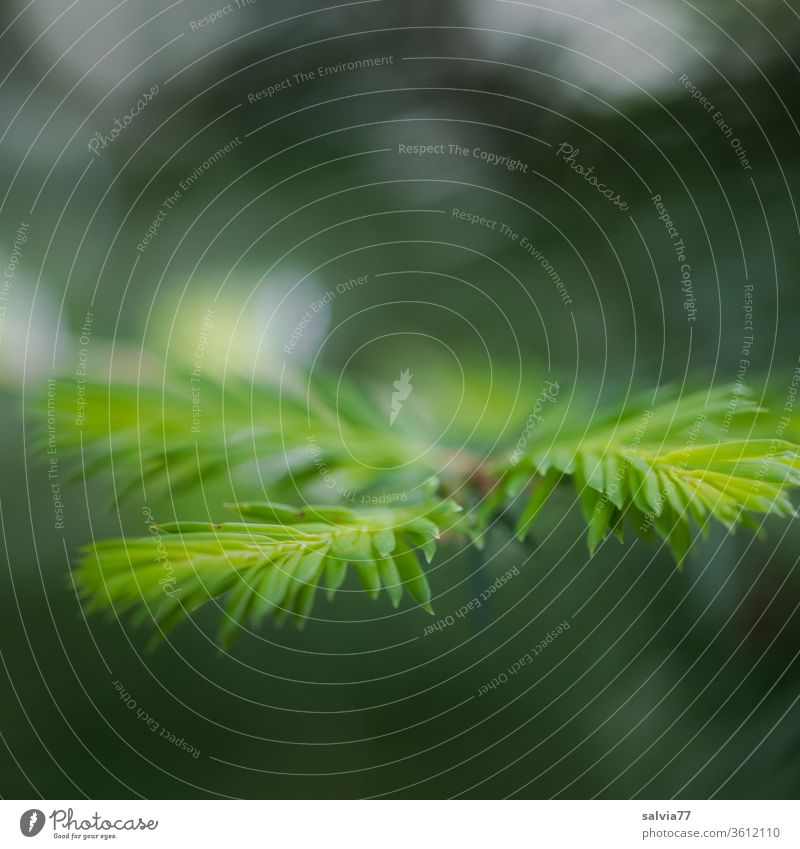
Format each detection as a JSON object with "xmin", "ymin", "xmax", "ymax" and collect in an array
[{"xmin": 2, "ymin": 800, "xmax": 796, "ymax": 848}]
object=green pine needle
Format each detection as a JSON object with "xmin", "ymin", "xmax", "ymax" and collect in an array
[
  {"xmin": 502, "ymin": 387, "xmax": 799, "ymax": 562},
  {"xmin": 43, "ymin": 368, "xmax": 439, "ymax": 501},
  {"xmin": 77, "ymin": 499, "xmax": 461, "ymax": 645},
  {"xmin": 45, "ymin": 368, "xmax": 800, "ymax": 643}
]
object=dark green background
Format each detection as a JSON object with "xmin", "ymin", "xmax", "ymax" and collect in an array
[{"xmin": 1, "ymin": 0, "xmax": 799, "ymax": 798}]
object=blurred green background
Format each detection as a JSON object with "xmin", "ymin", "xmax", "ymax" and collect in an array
[{"xmin": 1, "ymin": 0, "xmax": 799, "ymax": 799}]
